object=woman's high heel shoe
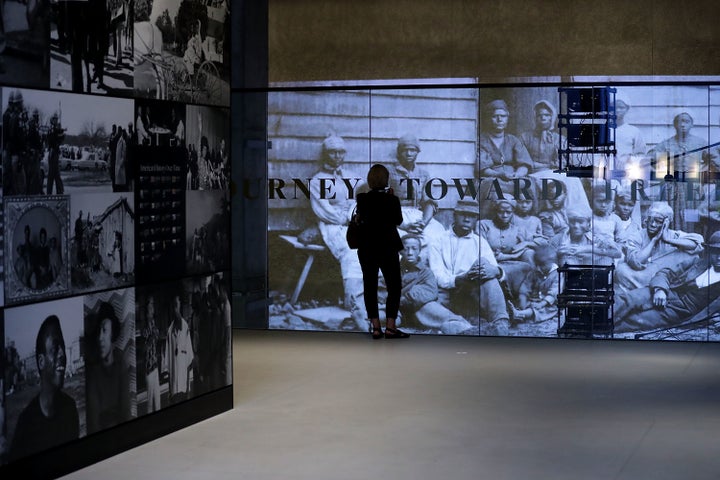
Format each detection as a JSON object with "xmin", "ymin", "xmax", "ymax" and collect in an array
[
  {"xmin": 384, "ymin": 327, "xmax": 410, "ymax": 339},
  {"xmin": 370, "ymin": 325, "xmax": 383, "ymax": 340}
]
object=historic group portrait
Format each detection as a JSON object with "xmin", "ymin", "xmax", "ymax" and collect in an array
[{"xmin": 267, "ymin": 85, "xmax": 720, "ymax": 341}]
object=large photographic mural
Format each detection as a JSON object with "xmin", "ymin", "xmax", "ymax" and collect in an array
[{"xmin": 266, "ymin": 85, "xmax": 720, "ymax": 341}]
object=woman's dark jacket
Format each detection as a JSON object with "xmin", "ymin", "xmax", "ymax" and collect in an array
[{"xmin": 356, "ymin": 189, "xmax": 403, "ymax": 252}]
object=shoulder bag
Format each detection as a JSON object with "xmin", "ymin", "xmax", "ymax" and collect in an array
[{"xmin": 346, "ymin": 206, "xmax": 362, "ymax": 249}]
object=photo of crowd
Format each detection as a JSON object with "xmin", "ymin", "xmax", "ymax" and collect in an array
[
  {"xmin": 135, "ymin": 275, "xmax": 230, "ymax": 415},
  {"xmin": 185, "ymin": 105, "xmax": 228, "ymax": 190},
  {"xmin": 268, "ymin": 86, "xmax": 720, "ymax": 340},
  {"xmin": 50, "ymin": 0, "xmax": 134, "ymax": 95},
  {"xmin": 1, "ymin": 89, "xmax": 135, "ymax": 197}
]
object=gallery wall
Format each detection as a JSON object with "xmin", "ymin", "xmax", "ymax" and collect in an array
[
  {"xmin": 268, "ymin": 0, "xmax": 720, "ymax": 83},
  {"xmin": 260, "ymin": 83, "xmax": 720, "ymax": 341},
  {"xmin": 0, "ymin": 0, "xmax": 232, "ymax": 476}
]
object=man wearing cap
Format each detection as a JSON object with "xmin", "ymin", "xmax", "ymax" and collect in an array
[
  {"xmin": 615, "ymin": 202, "xmax": 703, "ymax": 294},
  {"xmin": 477, "ymin": 99, "xmax": 532, "ymax": 182},
  {"xmin": 309, "ymin": 134, "xmax": 369, "ymax": 332},
  {"xmin": 520, "ymin": 100, "xmax": 564, "ymax": 173},
  {"xmin": 386, "ymin": 134, "xmax": 446, "ymax": 251},
  {"xmin": 428, "ymin": 199, "xmax": 510, "ymax": 333},
  {"xmin": 614, "ymin": 230, "xmax": 720, "ymax": 333},
  {"xmin": 613, "ymin": 94, "xmax": 647, "ymax": 174}
]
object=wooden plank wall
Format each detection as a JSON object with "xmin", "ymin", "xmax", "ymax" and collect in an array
[
  {"xmin": 267, "ymin": 85, "xmax": 720, "ymax": 231},
  {"xmin": 268, "ymin": 88, "xmax": 479, "ymax": 230}
]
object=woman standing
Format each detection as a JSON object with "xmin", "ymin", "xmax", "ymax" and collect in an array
[{"xmin": 356, "ymin": 164, "xmax": 407, "ymax": 339}]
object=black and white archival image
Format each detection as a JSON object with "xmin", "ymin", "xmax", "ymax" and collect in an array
[
  {"xmin": 185, "ymin": 189, "xmax": 228, "ymax": 275},
  {"xmin": 0, "ymin": 0, "xmax": 49, "ymax": 89},
  {"xmin": 4, "ymin": 195, "xmax": 69, "ymax": 305},
  {"xmin": 1, "ymin": 89, "xmax": 135, "ymax": 196},
  {"xmin": 71, "ymin": 193, "xmax": 135, "ymax": 294},
  {"xmin": 50, "ymin": 0, "xmax": 134, "ymax": 95},
  {"xmin": 135, "ymin": 280, "xmax": 195, "ymax": 414},
  {"xmin": 266, "ymin": 85, "xmax": 720, "ymax": 341},
  {"xmin": 267, "ymin": 89, "xmax": 480, "ymax": 335},
  {"xmin": 3, "ymin": 296, "xmax": 85, "ymax": 463},
  {"xmin": 83, "ymin": 288, "xmax": 136, "ymax": 434},
  {"xmin": 184, "ymin": 272, "xmax": 231, "ymax": 395},
  {"xmin": 185, "ymin": 104, "xmax": 228, "ymax": 190},
  {"xmin": 135, "ymin": 98, "xmax": 185, "ymax": 147},
  {"xmin": 133, "ymin": 0, "xmax": 230, "ymax": 106}
]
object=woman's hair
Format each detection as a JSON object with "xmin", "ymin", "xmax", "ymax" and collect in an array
[{"xmin": 367, "ymin": 164, "xmax": 390, "ymax": 190}]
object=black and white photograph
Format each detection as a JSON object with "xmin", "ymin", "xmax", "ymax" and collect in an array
[
  {"xmin": 0, "ymin": 0, "xmax": 49, "ymax": 89},
  {"xmin": 4, "ymin": 195, "xmax": 69, "ymax": 305},
  {"xmin": 135, "ymin": 280, "xmax": 195, "ymax": 414},
  {"xmin": 185, "ymin": 104, "xmax": 228, "ymax": 190},
  {"xmin": 185, "ymin": 189, "xmax": 228, "ymax": 275},
  {"xmin": 133, "ymin": 0, "xmax": 229, "ymax": 106},
  {"xmin": 135, "ymin": 98, "xmax": 185, "ymax": 147},
  {"xmin": 84, "ymin": 288, "xmax": 136, "ymax": 434},
  {"xmin": 267, "ymin": 89, "xmax": 478, "ymax": 334},
  {"xmin": 3, "ymin": 296, "xmax": 85, "ymax": 463},
  {"xmin": 71, "ymin": 193, "xmax": 135, "ymax": 294},
  {"xmin": 266, "ymin": 85, "xmax": 720, "ymax": 341},
  {"xmin": 50, "ymin": 0, "xmax": 134, "ymax": 95},
  {"xmin": 2, "ymin": 89, "xmax": 135, "ymax": 196},
  {"xmin": 184, "ymin": 272, "xmax": 230, "ymax": 396}
]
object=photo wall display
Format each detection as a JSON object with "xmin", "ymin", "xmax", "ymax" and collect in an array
[
  {"xmin": 0, "ymin": 82, "xmax": 231, "ymax": 468},
  {"xmin": 0, "ymin": 0, "xmax": 229, "ymax": 107},
  {"xmin": 266, "ymin": 85, "xmax": 720, "ymax": 342}
]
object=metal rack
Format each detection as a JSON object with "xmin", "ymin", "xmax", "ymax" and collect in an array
[
  {"xmin": 557, "ymin": 87, "xmax": 617, "ymax": 178},
  {"xmin": 557, "ymin": 264, "xmax": 614, "ymax": 338}
]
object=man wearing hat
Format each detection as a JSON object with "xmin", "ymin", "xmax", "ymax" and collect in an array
[
  {"xmin": 386, "ymin": 134, "xmax": 445, "ymax": 251},
  {"xmin": 614, "ymin": 94, "xmax": 647, "ymax": 174},
  {"xmin": 477, "ymin": 99, "xmax": 532, "ymax": 182},
  {"xmin": 520, "ymin": 99, "xmax": 564, "ymax": 173},
  {"xmin": 615, "ymin": 230, "xmax": 720, "ymax": 333},
  {"xmin": 309, "ymin": 134, "xmax": 369, "ymax": 332},
  {"xmin": 428, "ymin": 199, "xmax": 510, "ymax": 333}
]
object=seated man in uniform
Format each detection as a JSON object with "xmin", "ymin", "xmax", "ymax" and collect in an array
[
  {"xmin": 9, "ymin": 316, "xmax": 79, "ymax": 462},
  {"xmin": 428, "ymin": 199, "xmax": 510, "ymax": 335},
  {"xmin": 614, "ymin": 231, "xmax": 720, "ymax": 334},
  {"xmin": 309, "ymin": 134, "xmax": 369, "ymax": 331}
]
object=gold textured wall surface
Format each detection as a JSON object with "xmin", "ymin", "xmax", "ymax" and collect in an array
[{"xmin": 269, "ymin": 0, "xmax": 720, "ymax": 83}]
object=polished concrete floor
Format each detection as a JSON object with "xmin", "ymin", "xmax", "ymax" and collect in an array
[{"xmin": 63, "ymin": 331, "xmax": 720, "ymax": 480}]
